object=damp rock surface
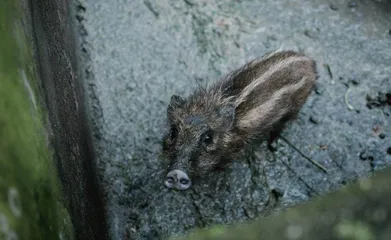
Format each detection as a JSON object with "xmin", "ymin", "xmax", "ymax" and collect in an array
[
  {"xmin": 74, "ymin": 0, "xmax": 391, "ymax": 239},
  {"xmin": 172, "ymin": 166, "xmax": 391, "ymax": 240}
]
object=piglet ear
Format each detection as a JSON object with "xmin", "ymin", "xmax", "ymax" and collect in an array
[
  {"xmin": 219, "ymin": 103, "xmax": 236, "ymax": 127},
  {"xmin": 167, "ymin": 95, "xmax": 185, "ymax": 119},
  {"xmin": 169, "ymin": 95, "xmax": 185, "ymax": 108}
]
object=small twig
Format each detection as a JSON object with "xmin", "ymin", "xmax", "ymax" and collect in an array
[
  {"xmin": 378, "ymin": 108, "xmax": 386, "ymax": 122},
  {"xmin": 279, "ymin": 136, "xmax": 328, "ymax": 173},
  {"xmin": 143, "ymin": 0, "xmax": 159, "ymax": 18},
  {"xmin": 183, "ymin": 0, "xmax": 195, "ymax": 6},
  {"xmin": 344, "ymin": 87, "xmax": 355, "ymax": 111},
  {"xmin": 323, "ymin": 64, "xmax": 333, "ymax": 79},
  {"xmin": 260, "ymin": 166, "xmax": 278, "ymax": 215},
  {"xmin": 279, "ymin": 158, "xmax": 320, "ymax": 196}
]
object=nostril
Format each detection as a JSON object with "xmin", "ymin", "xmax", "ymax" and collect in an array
[
  {"xmin": 166, "ymin": 176, "xmax": 174, "ymax": 184},
  {"xmin": 178, "ymin": 174, "xmax": 191, "ymax": 190},
  {"xmin": 179, "ymin": 178, "xmax": 190, "ymax": 185},
  {"xmin": 164, "ymin": 176, "xmax": 175, "ymax": 188}
]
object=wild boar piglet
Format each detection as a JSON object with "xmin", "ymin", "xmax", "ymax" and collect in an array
[{"xmin": 161, "ymin": 50, "xmax": 318, "ymax": 191}]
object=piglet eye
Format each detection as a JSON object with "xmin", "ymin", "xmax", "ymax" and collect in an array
[{"xmin": 203, "ymin": 130, "xmax": 213, "ymax": 146}]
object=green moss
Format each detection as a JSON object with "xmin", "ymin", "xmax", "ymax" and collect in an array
[
  {"xmin": 335, "ymin": 220, "xmax": 374, "ymax": 240},
  {"xmin": 170, "ymin": 225, "xmax": 231, "ymax": 240},
  {"xmin": 207, "ymin": 226, "xmax": 226, "ymax": 237},
  {"xmin": 0, "ymin": 0, "xmax": 74, "ymax": 239}
]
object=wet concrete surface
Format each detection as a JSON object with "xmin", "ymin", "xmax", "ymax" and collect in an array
[{"xmin": 73, "ymin": 0, "xmax": 391, "ymax": 239}]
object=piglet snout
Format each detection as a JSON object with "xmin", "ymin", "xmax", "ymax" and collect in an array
[{"xmin": 164, "ymin": 169, "xmax": 192, "ymax": 190}]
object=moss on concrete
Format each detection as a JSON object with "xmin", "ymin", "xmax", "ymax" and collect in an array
[{"xmin": 0, "ymin": 0, "xmax": 74, "ymax": 239}]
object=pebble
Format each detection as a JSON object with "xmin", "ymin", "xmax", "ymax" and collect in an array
[
  {"xmin": 359, "ymin": 150, "xmax": 368, "ymax": 160},
  {"xmin": 309, "ymin": 116, "xmax": 319, "ymax": 124},
  {"xmin": 314, "ymin": 84, "xmax": 324, "ymax": 95},
  {"xmin": 348, "ymin": 1, "xmax": 357, "ymax": 8},
  {"xmin": 348, "ymin": 77, "xmax": 359, "ymax": 86},
  {"xmin": 329, "ymin": 3, "xmax": 338, "ymax": 11}
]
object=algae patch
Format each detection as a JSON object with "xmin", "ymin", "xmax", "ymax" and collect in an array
[{"xmin": 0, "ymin": 0, "xmax": 74, "ymax": 239}]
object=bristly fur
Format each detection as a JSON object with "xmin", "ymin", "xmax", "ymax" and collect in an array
[{"xmin": 161, "ymin": 49, "xmax": 318, "ymax": 185}]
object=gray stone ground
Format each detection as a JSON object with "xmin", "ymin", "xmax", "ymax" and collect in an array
[{"xmin": 74, "ymin": 0, "xmax": 391, "ymax": 239}]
